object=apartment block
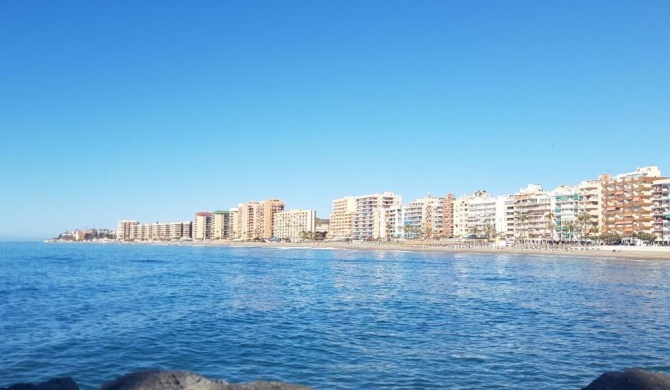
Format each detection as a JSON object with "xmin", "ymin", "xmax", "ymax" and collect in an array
[
  {"xmin": 387, "ymin": 204, "xmax": 404, "ymax": 239},
  {"xmin": 212, "ymin": 210, "xmax": 231, "ymax": 240},
  {"xmin": 352, "ymin": 192, "xmax": 402, "ymax": 240},
  {"xmin": 576, "ymin": 175, "xmax": 608, "ymax": 236},
  {"xmin": 329, "ymin": 196, "xmax": 356, "ymax": 240},
  {"xmin": 193, "ymin": 212, "xmax": 213, "ymax": 240},
  {"xmin": 238, "ymin": 199, "xmax": 286, "ymax": 239},
  {"xmin": 116, "ymin": 220, "xmax": 139, "ymax": 241},
  {"xmin": 229, "ymin": 208, "xmax": 240, "ymax": 239},
  {"xmin": 273, "ymin": 209, "xmax": 316, "ymax": 241},
  {"xmin": 512, "ymin": 184, "xmax": 554, "ymax": 242},
  {"xmin": 403, "ymin": 195, "xmax": 443, "ymax": 239},
  {"xmin": 118, "ymin": 220, "xmax": 192, "ymax": 241},
  {"xmin": 602, "ymin": 166, "xmax": 662, "ymax": 238},
  {"xmin": 552, "ymin": 185, "xmax": 578, "ymax": 240},
  {"xmin": 652, "ymin": 178, "xmax": 670, "ymax": 243},
  {"xmin": 452, "ymin": 191, "xmax": 498, "ymax": 239},
  {"xmin": 442, "ymin": 194, "xmax": 455, "ymax": 238}
]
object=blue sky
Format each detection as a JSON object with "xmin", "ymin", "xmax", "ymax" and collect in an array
[{"xmin": 1, "ymin": 1, "xmax": 669, "ymax": 240}]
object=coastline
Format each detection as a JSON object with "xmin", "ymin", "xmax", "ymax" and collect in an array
[{"xmin": 49, "ymin": 239, "xmax": 670, "ymax": 261}]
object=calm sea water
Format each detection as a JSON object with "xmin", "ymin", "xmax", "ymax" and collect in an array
[{"xmin": 1, "ymin": 242, "xmax": 669, "ymax": 389}]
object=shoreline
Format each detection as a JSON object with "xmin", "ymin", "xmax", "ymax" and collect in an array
[{"xmin": 46, "ymin": 239, "xmax": 670, "ymax": 261}]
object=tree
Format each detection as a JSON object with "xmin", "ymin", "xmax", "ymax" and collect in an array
[
  {"xmin": 635, "ymin": 232, "xmax": 657, "ymax": 245},
  {"xmin": 515, "ymin": 212, "xmax": 528, "ymax": 244},
  {"xmin": 470, "ymin": 225, "xmax": 480, "ymax": 239},
  {"xmin": 545, "ymin": 212, "xmax": 556, "ymax": 243},
  {"xmin": 577, "ymin": 212, "xmax": 595, "ymax": 242},
  {"xmin": 600, "ymin": 232, "xmax": 621, "ymax": 245},
  {"xmin": 484, "ymin": 224, "xmax": 496, "ymax": 241},
  {"xmin": 563, "ymin": 221, "xmax": 579, "ymax": 242}
]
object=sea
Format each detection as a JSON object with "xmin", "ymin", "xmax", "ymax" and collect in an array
[{"xmin": 1, "ymin": 242, "xmax": 669, "ymax": 389}]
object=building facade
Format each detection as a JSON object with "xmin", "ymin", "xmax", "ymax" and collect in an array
[
  {"xmin": 601, "ymin": 166, "xmax": 662, "ymax": 238},
  {"xmin": 273, "ymin": 209, "xmax": 317, "ymax": 241},
  {"xmin": 652, "ymin": 178, "xmax": 670, "ymax": 243},
  {"xmin": 193, "ymin": 212, "xmax": 213, "ymax": 240},
  {"xmin": 212, "ymin": 210, "xmax": 231, "ymax": 240},
  {"xmin": 238, "ymin": 199, "xmax": 286, "ymax": 239},
  {"xmin": 352, "ymin": 192, "xmax": 402, "ymax": 240},
  {"xmin": 329, "ymin": 196, "xmax": 356, "ymax": 240}
]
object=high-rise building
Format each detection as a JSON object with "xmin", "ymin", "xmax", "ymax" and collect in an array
[
  {"xmin": 212, "ymin": 210, "xmax": 231, "ymax": 240},
  {"xmin": 602, "ymin": 166, "xmax": 662, "ymax": 239},
  {"xmin": 273, "ymin": 209, "xmax": 316, "ymax": 241},
  {"xmin": 451, "ymin": 191, "xmax": 498, "ymax": 239},
  {"xmin": 116, "ymin": 220, "xmax": 139, "ymax": 240},
  {"xmin": 329, "ymin": 196, "xmax": 356, "ymax": 240},
  {"xmin": 403, "ymin": 195, "xmax": 442, "ymax": 239},
  {"xmin": 352, "ymin": 192, "xmax": 402, "ymax": 240},
  {"xmin": 238, "ymin": 199, "xmax": 285, "ymax": 239},
  {"xmin": 512, "ymin": 184, "xmax": 554, "ymax": 242},
  {"xmin": 229, "ymin": 207, "xmax": 240, "ymax": 239},
  {"xmin": 193, "ymin": 212, "xmax": 213, "ymax": 240},
  {"xmin": 442, "ymin": 194, "xmax": 455, "ymax": 238},
  {"xmin": 117, "ymin": 220, "xmax": 191, "ymax": 241}
]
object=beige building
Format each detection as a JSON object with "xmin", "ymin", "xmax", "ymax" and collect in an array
[
  {"xmin": 212, "ymin": 210, "xmax": 231, "ymax": 240},
  {"xmin": 329, "ymin": 196, "xmax": 356, "ymax": 239},
  {"xmin": 238, "ymin": 199, "xmax": 286, "ymax": 239},
  {"xmin": 193, "ymin": 212, "xmax": 213, "ymax": 240},
  {"xmin": 273, "ymin": 209, "xmax": 317, "ymax": 241},
  {"xmin": 116, "ymin": 220, "xmax": 139, "ymax": 241},
  {"xmin": 442, "ymin": 194, "xmax": 455, "ymax": 238},
  {"xmin": 576, "ymin": 175, "xmax": 609, "ymax": 237},
  {"xmin": 118, "ymin": 220, "xmax": 192, "ymax": 241},
  {"xmin": 229, "ymin": 208, "xmax": 241, "ymax": 239},
  {"xmin": 602, "ymin": 166, "xmax": 662, "ymax": 239}
]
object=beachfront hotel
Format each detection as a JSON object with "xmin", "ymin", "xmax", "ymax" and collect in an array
[{"xmin": 273, "ymin": 209, "xmax": 317, "ymax": 241}]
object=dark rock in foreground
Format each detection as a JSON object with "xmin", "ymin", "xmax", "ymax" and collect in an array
[
  {"xmin": 99, "ymin": 371, "xmax": 311, "ymax": 390},
  {"xmin": 0, "ymin": 377, "xmax": 78, "ymax": 390},
  {"xmin": 582, "ymin": 368, "xmax": 670, "ymax": 390}
]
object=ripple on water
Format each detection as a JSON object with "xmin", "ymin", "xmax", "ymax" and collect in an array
[{"xmin": 1, "ymin": 243, "xmax": 670, "ymax": 389}]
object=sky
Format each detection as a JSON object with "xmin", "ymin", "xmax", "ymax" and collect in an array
[{"xmin": 1, "ymin": 1, "xmax": 669, "ymax": 240}]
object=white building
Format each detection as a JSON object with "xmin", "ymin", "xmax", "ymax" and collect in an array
[
  {"xmin": 402, "ymin": 195, "xmax": 443, "ymax": 239},
  {"xmin": 653, "ymin": 178, "xmax": 670, "ymax": 243},
  {"xmin": 352, "ymin": 192, "xmax": 402, "ymax": 240}
]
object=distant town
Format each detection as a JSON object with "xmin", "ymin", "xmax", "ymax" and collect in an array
[{"xmin": 54, "ymin": 166, "xmax": 670, "ymax": 246}]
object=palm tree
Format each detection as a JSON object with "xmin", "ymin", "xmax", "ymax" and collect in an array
[
  {"xmin": 545, "ymin": 212, "xmax": 556, "ymax": 243},
  {"xmin": 484, "ymin": 224, "xmax": 496, "ymax": 242},
  {"xmin": 577, "ymin": 212, "xmax": 594, "ymax": 243},
  {"xmin": 564, "ymin": 221, "xmax": 579, "ymax": 243},
  {"xmin": 515, "ymin": 212, "xmax": 528, "ymax": 244},
  {"xmin": 470, "ymin": 225, "xmax": 480, "ymax": 239}
]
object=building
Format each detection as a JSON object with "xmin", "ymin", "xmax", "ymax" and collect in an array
[
  {"xmin": 652, "ymin": 178, "xmax": 670, "ymax": 243},
  {"xmin": 273, "ymin": 209, "xmax": 317, "ymax": 241},
  {"xmin": 229, "ymin": 208, "xmax": 240, "ymax": 239},
  {"xmin": 451, "ymin": 191, "xmax": 498, "ymax": 239},
  {"xmin": 512, "ymin": 184, "xmax": 554, "ymax": 242},
  {"xmin": 352, "ymin": 192, "xmax": 402, "ymax": 240},
  {"xmin": 315, "ymin": 218, "xmax": 330, "ymax": 237},
  {"xmin": 442, "ymin": 194, "xmax": 455, "ymax": 238},
  {"xmin": 117, "ymin": 220, "xmax": 192, "ymax": 241},
  {"xmin": 193, "ymin": 212, "xmax": 213, "ymax": 240},
  {"xmin": 116, "ymin": 220, "xmax": 139, "ymax": 241},
  {"xmin": 329, "ymin": 196, "xmax": 356, "ymax": 240},
  {"xmin": 238, "ymin": 199, "xmax": 286, "ymax": 240},
  {"xmin": 576, "ymin": 175, "xmax": 608, "ymax": 237},
  {"xmin": 403, "ymin": 195, "xmax": 443, "ymax": 239},
  {"xmin": 387, "ymin": 204, "xmax": 404, "ymax": 239},
  {"xmin": 212, "ymin": 210, "xmax": 231, "ymax": 240},
  {"xmin": 602, "ymin": 166, "xmax": 662, "ymax": 239},
  {"xmin": 551, "ymin": 185, "xmax": 579, "ymax": 241}
]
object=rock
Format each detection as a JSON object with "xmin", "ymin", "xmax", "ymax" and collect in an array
[
  {"xmin": 0, "ymin": 377, "xmax": 78, "ymax": 390},
  {"xmin": 582, "ymin": 368, "xmax": 670, "ymax": 390},
  {"xmin": 99, "ymin": 371, "xmax": 311, "ymax": 390}
]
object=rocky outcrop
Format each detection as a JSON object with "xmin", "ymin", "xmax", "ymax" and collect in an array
[
  {"xmin": 99, "ymin": 371, "xmax": 311, "ymax": 390},
  {"xmin": 0, "ymin": 377, "xmax": 78, "ymax": 390},
  {"xmin": 582, "ymin": 368, "xmax": 670, "ymax": 390}
]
